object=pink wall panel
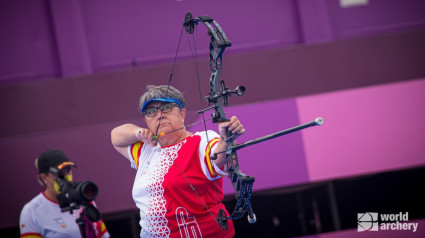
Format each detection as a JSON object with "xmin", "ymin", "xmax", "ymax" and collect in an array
[{"xmin": 297, "ymin": 78, "xmax": 425, "ymax": 182}]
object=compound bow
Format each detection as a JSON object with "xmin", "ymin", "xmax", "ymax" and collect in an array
[{"xmin": 183, "ymin": 12, "xmax": 256, "ymax": 230}]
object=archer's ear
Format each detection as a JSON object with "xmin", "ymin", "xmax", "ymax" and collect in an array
[
  {"xmin": 38, "ymin": 173, "xmax": 47, "ymax": 185},
  {"xmin": 181, "ymin": 108, "xmax": 186, "ymax": 119}
]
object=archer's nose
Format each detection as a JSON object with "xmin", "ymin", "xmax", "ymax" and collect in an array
[{"xmin": 157, "ymin": 111, "xmax": 165, "ymax": 120}]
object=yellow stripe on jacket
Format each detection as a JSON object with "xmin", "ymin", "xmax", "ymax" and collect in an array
[
  {"xmin": 20, "ymin": 233, "xmax": 42, "ymax": 238},
  {"xmin": 130, "ymin": 141, "xmax": 142, "ymax": 169},
  {"xmin": 205, "ymin": 138, "xmax": 220, "ymax": 177}
]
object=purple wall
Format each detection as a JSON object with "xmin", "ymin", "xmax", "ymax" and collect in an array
[
  {"xmin": 1, "ymin": 0, "xmax": 425, "ymax": 83},
  {"xmin": 1, "ymin": 0, "xmax": 425, "ymax": 230},
  {"xmin": 327, "ymin": 0, "xmax": 425, "ymax": 39},
  {"xmin": 2, "ymin": 29, "xmax": 424, "ymax": 138},
  {"xmin": 0, "ymin": 0, "xmax": 60, "ymax": 83}
]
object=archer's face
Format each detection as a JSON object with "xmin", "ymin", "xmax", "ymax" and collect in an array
[{"xmin": 144, "ymin": 101, "xmax": 186, "ymax": 136}]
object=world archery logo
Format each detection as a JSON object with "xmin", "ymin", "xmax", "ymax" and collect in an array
[
  {"xmin": 357, "ymin": 212, "xmax": 379, "ymax": 231},
  {"xmin": 357, "ymin": 212, "xmax": 419, "ymax": 232}
]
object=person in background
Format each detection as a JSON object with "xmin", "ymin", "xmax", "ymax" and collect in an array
[
  {"xmin": 111, "ymin": 85, "xmax": 246, "ymax": 237},
  {"xmin": 19, "ymin": 149, "xmax": 110, "ymax": 238}
]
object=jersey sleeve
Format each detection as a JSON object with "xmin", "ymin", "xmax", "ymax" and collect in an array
[
  {"xmin": 127, "ymin": 141, "xmax": 144, "ymax": 169},
  {"xmin": 19, "ymin": 205, "xmax": 42, "ymax": 238},
  {"xmin": 198, "ymin": 130, "xmax": 228, "ymax": 180}
]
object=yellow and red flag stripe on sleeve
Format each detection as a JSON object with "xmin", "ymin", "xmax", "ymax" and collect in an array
[
  {"xmin": 21, "ymin": 233, "xmax": 42, "ymax": 238},
  {"xmin": 130, "ymin": 141, "xmax": 143, "ymax": 169},
  {"xmin": 204, "ymin": 138, "xmax": 222, "ymax": 177}
]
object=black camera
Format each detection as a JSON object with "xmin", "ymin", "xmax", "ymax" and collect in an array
[
  {"xmin": 50, "ymin": 167, "xmax": 101, "ymax": 222},
  {"xmin": 57, "ymin": 179, "xmax": 99, "ymax": 205}
]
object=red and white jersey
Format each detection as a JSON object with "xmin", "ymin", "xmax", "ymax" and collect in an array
[
  {"xmin": 19, "ymin": 192, "xmax": 109, "ymax": 238},
  {"xmin": 127, "ymin": 130, "xmax": 235, "ymax": 238}
]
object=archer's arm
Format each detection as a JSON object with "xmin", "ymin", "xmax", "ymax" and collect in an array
[{"xmin": 111, "ymin": 123, "xmax": 157, "ymax": 159}]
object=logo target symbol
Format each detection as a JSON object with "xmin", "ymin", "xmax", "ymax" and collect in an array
[{"xmin": 357, "ymin": 212, "xmax": 379, "ymax": 231}]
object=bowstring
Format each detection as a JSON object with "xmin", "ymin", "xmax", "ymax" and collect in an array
[
  {"xmin": 154, "ymin": 26, "xmax": 185, "ymax": 136},
  {"xmin": 184, "ymin": 25, "xmax": 213, "ymax": 155}
]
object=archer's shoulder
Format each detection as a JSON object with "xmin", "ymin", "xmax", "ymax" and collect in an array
[{"xmin": 194, "ymin": 130, "xmax": 219, "ymax": 141}]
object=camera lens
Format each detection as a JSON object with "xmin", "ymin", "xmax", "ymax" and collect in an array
[{"xmin": 81, "ymin": 182, "xmax": 98, "ymax": 201}]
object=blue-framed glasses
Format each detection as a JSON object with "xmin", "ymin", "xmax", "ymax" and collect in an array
[{"xmin": 143, "ymin": 102, "xmax": 180, "ymax": 117}]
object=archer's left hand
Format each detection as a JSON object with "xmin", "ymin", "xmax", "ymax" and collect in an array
[{"xmin": 218, "ymin": 116, "xmax": 246, "ymax": 141}]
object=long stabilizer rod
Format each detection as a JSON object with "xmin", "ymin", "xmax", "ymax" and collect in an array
[{"xmin": 231, "ymin": 117, "xmax": 324, "ymax": 151}]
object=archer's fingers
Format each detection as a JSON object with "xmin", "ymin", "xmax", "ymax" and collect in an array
[
  {"xmin": 227, "ymin": 116, "xmax": 244, "ymax": 133},
  {"xmin": 138, "ymin": 129, "xmax": 154, "ymax": 142},
  {"xmin": 143, "ymin": 129, "xmax": 158, "ymax": 146},
  {"xmin": 230, "ymin": 124, "xmax": 246, "ymax": 135}
]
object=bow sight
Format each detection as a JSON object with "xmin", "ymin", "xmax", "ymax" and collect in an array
[{"xmin": 197, "ymin": 81, "xmax": 246, "ymax": 123}]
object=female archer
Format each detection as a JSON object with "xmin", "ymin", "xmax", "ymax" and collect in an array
[{"xmin": 111, "ymin": 85, "xmax": 245, "ymax": 238}]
